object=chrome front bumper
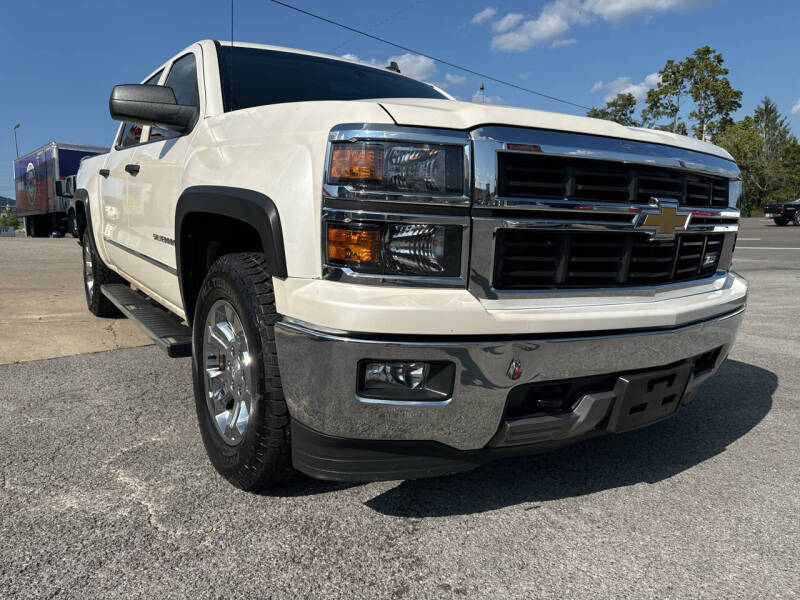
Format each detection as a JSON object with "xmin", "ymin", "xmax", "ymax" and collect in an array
[{"xmin": 274, "ymin": 306, "xmax": 745, "ymax": 451}]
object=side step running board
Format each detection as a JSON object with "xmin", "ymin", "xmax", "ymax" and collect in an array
[{"xmin": 101, "ymin": 284, "xmax": 192, "ymax": 357}]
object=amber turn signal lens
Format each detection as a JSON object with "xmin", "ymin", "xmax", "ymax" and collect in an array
[
  {"xmin": 330, "ymin": 146, "xmax": 382, "ymax": 181},
  {"xmin": 327, "ymin": 226, "xmax": 381, "ymax": 264}
]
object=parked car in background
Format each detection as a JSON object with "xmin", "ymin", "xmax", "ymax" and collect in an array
[{"xmin": 764, "ymin": 199, "xmax": 800, "ymax": 226}]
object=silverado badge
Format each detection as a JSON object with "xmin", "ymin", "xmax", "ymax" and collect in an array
[{"xmin": 636, "ymin": 199, "xmax": 691, "ymax": 239}]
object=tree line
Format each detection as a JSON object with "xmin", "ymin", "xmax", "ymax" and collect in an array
[
  {"xmin": 0, "ymin": 212, "xmax": 21, "ymax": 229},
  {"xmin": 587, "ymin": 46, "xmax": 800, "ymax": 215}
]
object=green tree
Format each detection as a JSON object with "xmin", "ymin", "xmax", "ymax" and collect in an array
[
  {"xmin": 587, "ymin": 93, "xmax": 640, "ymax": 126},
  {"xmin": 641, "ymin": 59, "xmax": 689, "ymax": 133},
  {"xmin": 716, "ymin": 97, "xmax": 800, "ymax": 215},
  {"xmin": 643, "ymin": 47, "xmax": 741, "ymax": 141},
  {"xmin": 0, "ymin": 213, "xmax": 21, "ymax": 229},
  {"xmin": 753, "ymin": 97, "xmax": 791, "ymax": 156},
  {"xmin": 685, "ymin": 46, "xmax": 742, "ymax": 140}
]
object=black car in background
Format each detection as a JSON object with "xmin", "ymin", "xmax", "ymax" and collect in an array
[{"xmin": 764, "ymin": 200, "xmax": 800, "ymax": 226}]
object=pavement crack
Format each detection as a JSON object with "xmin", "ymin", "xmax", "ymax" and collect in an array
[
  {"xmin": 103, "ymin": 430, "xmax": 172, "ymax": 466},
  {"xmin": 102, "ymin": 430, "xmax": 193, "ymax": 537},
  {"xmin": 105, "ymin": 321, "xmax": 120, "ymax": 348}
]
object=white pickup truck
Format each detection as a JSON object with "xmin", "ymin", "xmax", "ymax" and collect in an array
[{"xmin": 76, "ymin": 40, "xmax": 747, "ymax": 489}]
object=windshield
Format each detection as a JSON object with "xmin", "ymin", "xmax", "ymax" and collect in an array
[{"xmin": 217, "ymin": 46, "xmax": 447, "ymax": 112}]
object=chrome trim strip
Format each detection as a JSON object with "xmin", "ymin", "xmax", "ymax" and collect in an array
[
  {"xmin": 321, "ymin": 206, "xmax": 470, "ymax": 287},
  {"xmin": 324, "ymin": 123, "xmax": 472, "ymax": 207},
  {"xmin": 277, "ymin": 305, "xmax": 745, "ymax": 345},
  {"xmin": 329, "ymin": 123, "xmax": 470, "ymax": 145},
  {"xmin": 323, "ymin": 207, "xmax": 467, "ymax": 225},
  {"xmin": 490, "ymin": 196, "xmax": 741, "ymax": 219},
  {"xmin": 486, "ymin": 216, "xmax": 738, "ymax": 235},
  {"xmin": 104, "ymin": 237, "xmax": 177, "ymax": 275},
  {"xmin": 356, "ymin": 395, "xmax": 452, "ymax": 407}
]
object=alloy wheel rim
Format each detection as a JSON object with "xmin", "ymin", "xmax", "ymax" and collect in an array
[
  {"xmin": 202, "ymin": 299, "xmax": 254, "ymax": 446},
  {"xmin": 83, "ymin": 243, "xmax": 94, "ymax": 297}
]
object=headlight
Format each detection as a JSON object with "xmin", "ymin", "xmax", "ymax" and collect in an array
[
  {"xmin": 325, "ymin": 221, "xmax": 462, "ymax": 277},
  {"xmin": 328, "ymin": 141, "xmax": 464, "ymax": 195}
]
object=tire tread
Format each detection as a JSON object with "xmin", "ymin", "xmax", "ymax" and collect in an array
[{"xmin": 194, "ymin": 252, "xmax": 296, "ymax": 490}]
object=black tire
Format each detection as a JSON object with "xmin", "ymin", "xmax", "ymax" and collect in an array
[
  {"xmin": 774, "ymin": 218, "xmax": 788, "ymax": 226},
  {"xmin": 68, "ymin": 210, "xmax": 78, "ymax": 237},
  {"xmin": 82, "ymin": 230, "xmax": 123, "ymax": 317},
  {"xmin": 36, "ymin": 215, "xmax": 53, "ymax": 237},
  {"xmin": 28, "ymin": 215, "xmax": 42, "ymax": 237},
  {"xmin": 191, "ymin": 253, "xmax": 296, "ymax": 490}
]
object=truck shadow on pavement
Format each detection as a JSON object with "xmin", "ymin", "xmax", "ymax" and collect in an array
[{"xmin": 359, "ymin": 359, "xmax": 776, "ymax": 517}]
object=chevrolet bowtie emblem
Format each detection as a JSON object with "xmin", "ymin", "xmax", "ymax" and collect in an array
[{"xmin": 637, "ymin": 201, "xmax": 691, "ymax": 238}]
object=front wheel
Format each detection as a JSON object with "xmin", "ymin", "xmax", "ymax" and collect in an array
[
  {"xmin": 774, "ymin": 218, "xmax": 788, "ymax": 226},
  {"xmin": 82, "ymin": 230, "xmax": 122, "ymax": 317},
  {"xmin": 191, "ymin": 253, "xmax": 296, "ymax": 490}
]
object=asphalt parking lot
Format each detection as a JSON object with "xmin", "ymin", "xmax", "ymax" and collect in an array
[{"xmin": 1, "ymin": 218, "xmax": 798, "ymax": 599}]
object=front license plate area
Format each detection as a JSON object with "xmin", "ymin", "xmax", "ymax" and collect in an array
[{"xmin": 606, "ymin": 363, "xmax": 693, "ymax": 433}]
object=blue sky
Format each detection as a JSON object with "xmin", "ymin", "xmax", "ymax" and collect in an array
[{"xmin": 2, "ymin": 0, "xmax": 798, "ymax": 198}]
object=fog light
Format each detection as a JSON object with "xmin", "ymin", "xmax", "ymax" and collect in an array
[
  {"xmin": 363, "ymin": 362, "xmax": 429, "ymax": 391},
  {"xmin": 358, "ymin": 360, "xmax": 456, "ymax": 403}
]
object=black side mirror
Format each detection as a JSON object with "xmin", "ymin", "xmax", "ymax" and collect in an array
[
  {"xmin": 109, "ymin": 84, "xmax": 197, "ymax": 134},
  {"xmin": 55, "ymin": 181, "xmax": 64, "ymax": 196}
]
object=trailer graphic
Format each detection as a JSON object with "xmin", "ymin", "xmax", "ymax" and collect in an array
[{"xmin": 14, "ymin": 142, "xmax": 108, "ymax": 237}]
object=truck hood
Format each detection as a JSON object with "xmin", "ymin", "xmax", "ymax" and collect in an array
[{"xmin": 377, "ymin": 99, "xmax": 734, "ymax": 162}]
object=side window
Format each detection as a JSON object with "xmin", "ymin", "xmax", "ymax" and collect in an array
[
  {"xmin": 149, "ymin": 53, "xmax": 199, "ymax": 142},
  {"xmin": 118, "ymin": 122, "xmax": 144, "ymax": 148},
  {"xmin": 117, "ymin": 70, "xmax": 163, "ymax": 149}
]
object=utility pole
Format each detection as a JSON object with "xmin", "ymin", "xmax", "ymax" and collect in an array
[
  {"xmin": 13, "ymin": 124, "xmax": 20, "ymax": 158},
  {"xmin": 479, "ymin": 82, "xmax": 485, "ymax": 104}
]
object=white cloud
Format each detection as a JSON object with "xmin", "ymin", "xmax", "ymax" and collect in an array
[
  {"xmin": 340, "ymin": 53, "xmax": 376, "ymax": 65},
  {"xmin": 442, "ymin": 73, "xmax": 467, "ymax": 87},
  {"xmin": 487, "ymin": 0, "xmax": 720, "ymax": 52},
  {"xmin": 583, "ymin": 0, "xmax": 720, "ymax": 23},
  {"xmin": 472, "ymin": 90, "xmax": 505, "ymax": 105},
  {"xmin": 591, "ymin": 72, "xmax": 661, "ymax": 102},
  {"xmin": 491, "ymin": 1, "xmax": 588, "ymax": 51},
  {"xmin": 492, "ymin": 12, "xmax": 524, "ymax": 32},
  {"xmin": 551, "ymin": 37, "xmax": 577, "ymax": 47},
  {"xmin": 792, "ymin": 99, "xmax": 800, "ymax": 115},
  {"xmin": 340, "ymin": 52, "xmax": 436, "ymax": 81},
  {"xmin": 389, "ymin": 53, "xmax": 436, "ymax": 81},
  {"xmin": 471, "ymin": 7, "xmax": 497, "ymax": 24}
]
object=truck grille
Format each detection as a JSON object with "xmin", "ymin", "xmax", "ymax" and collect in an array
[
  {"xmin": 499, "ymin": 153, "xmax": 729, "ymax": 208},
  {"xmin": 493, "ymin": 230, "xmax": 725, "ymax": 290}
]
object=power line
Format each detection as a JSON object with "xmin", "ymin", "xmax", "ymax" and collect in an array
[
  {"xmin": 327, "ymin": 0, "xmax": 424, "ymax": 54},
  {"xmin": 270, "ymin": 0, "xmax": 591, "ymax": 111}
]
